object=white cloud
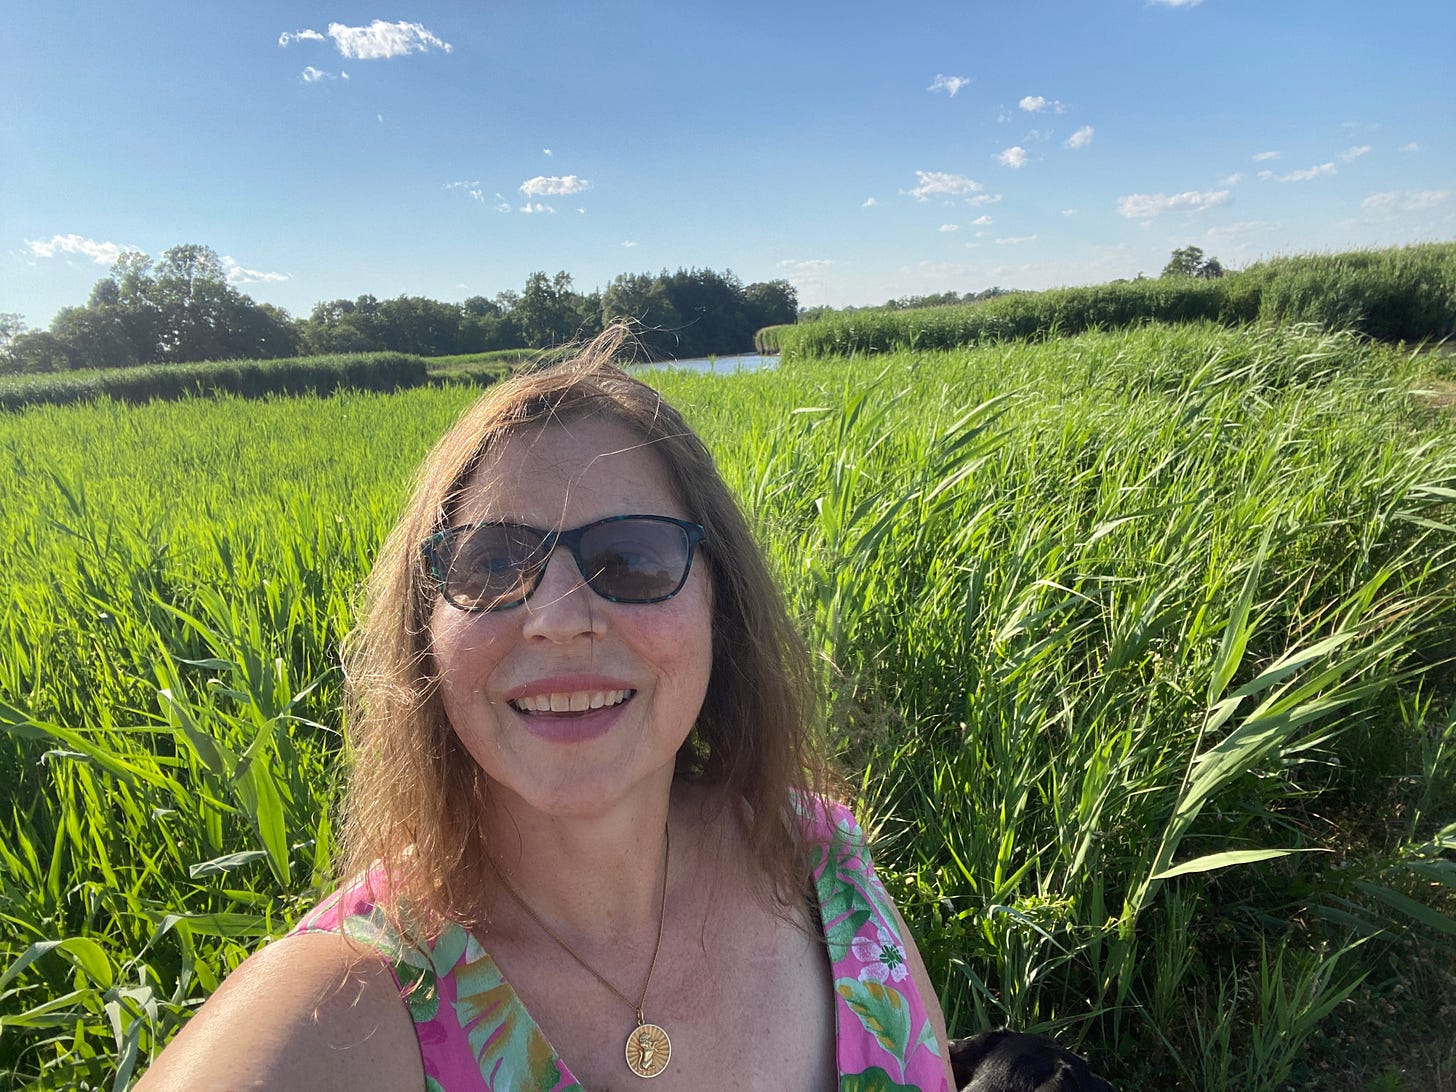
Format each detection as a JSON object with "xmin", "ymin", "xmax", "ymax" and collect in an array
[
  {"xmin": 1264, "ymin": 162, "xmax": 1337, "ymax": 182},
  {"xmin": 905, "ymin": 170, "xmax": 984, "ymax": 201},
  {"xmin": 972, "ymin": 214, "xmax": 993, "ymax": 225},
  {"xmin": 25, "ymin": 233, "xmax": 127, "ymax": 264},
  {"xmin": 967, "ymin": 193, "xmax": 1003, "ymax": 207},
  {"xmin": 1251, "ymin": 150, "xmax": 1280, "ymax": 162},
  {"xmin": 445, "ymin": 180, "xmax": 484, "ymax": 202},
  {"xmin": 862, "ymin": 196, "xmax": 878, "ymax": 208},
  {"xmin": 1203, "ymin": 220, "xmax": 1279, "ymax": 238},
  {"xmin": 301, "ymin": 66, "xmax": 333, "ymax": 82},
  {"xmin": 1399, "ymin": 142, "xmax": 1421, "ymax": 153},
  {"xmin": 939, "ymin": 224, "xmax": 959, "ymax": 232},
  {"xmin": 326, "ymin": 20, "xmax": 451, "ymax": 59},
  {"xmin": 520, "ymin": 203, "xmax": 556, "ymax": 214},
  {"xmin": 778, "ymin": 258, "xmax": 832, "ymax": 273},
  {"xmin": 1339, "ymin": 145, "xmax": 1372, "ymax": 162},
  {"xmin": 519, "ymin": 174, "xmax": 590, "ymax": 197},
  {"xmin": 1116, "ymin": 189, "xmax": 1232, "ymax": 218},
  {"xmin": 1361, "ymin": 189, "xmax": 1450, "ymax": 214},
  {"xmin": 997, "ymin": 146, "xmax": 1029, "ymax": 168},
  {"xmin": 996, "ymin": 235, "xmax": 1038, "ymax": 245},
  {"xmin": 1220, "ymin": 173, "xmax": 1244, "ymax": 186},
  {"xmin": 1148, "ymin": 0, "xmax": 1203, "ymax": 6},
  {"xmin": 621, "ymin": 240, "xmax": 639, "ymax": 248},
  {"xmin": 543, "ymin": 148, "xmax": 553, "ymax": 157},
  {"xmin": 928, "ymin": 73, "xmax": 972, "ymax": 97},
  {"xmin": 1064, "ymin": 125, "xmax": 1094, "ymax": 149},
  {"xmin": 279, "ymin": 29, "xmax": 326, "ymax": 46},
  {"xmin": 222, "ymin": 256, "xmax": 289, "ymax": 285},
  {"xmin": 1061, "ymin": 209, "xmax": 1078, "ymax": 216},
  {"xmin": 1019, "ymin": 95, "xmax": 1065, "ymax": 114}
]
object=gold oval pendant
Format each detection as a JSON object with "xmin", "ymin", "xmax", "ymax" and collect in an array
[{"xmin": 625, "ymin": 1022, "xmax": 671, "ymax": 1078}]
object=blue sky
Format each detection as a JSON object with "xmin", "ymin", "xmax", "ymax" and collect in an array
[{"xmin": 3, "ymin": 1, "xmax": 1453, "ymax": 327}]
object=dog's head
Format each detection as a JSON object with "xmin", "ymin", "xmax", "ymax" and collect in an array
[{"xmin": 949, "ymin": 1029, "xmax": 1115, "ymax": 1092}]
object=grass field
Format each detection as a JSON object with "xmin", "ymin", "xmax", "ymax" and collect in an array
[{"xmin": 2, "ymin": 321, "xmax": 1454, "ymax": 1089}]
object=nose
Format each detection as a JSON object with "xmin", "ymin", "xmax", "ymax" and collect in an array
[{"xmin": 519, "ymin": 548, "xmax": 603, "ymax": 641}]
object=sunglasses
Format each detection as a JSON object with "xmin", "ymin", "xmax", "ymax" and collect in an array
[{"xmin": 421, "ymin": 513, "xmax": 708, "ymax": 613}]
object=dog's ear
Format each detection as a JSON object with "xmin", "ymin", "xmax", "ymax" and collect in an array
[{"xmin": 948, "ymin": 1030, "xmax": 1012, "ymax": 1084}]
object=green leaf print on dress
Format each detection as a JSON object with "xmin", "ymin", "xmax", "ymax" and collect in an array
[
  {"xmin": 452, "ymin": 933, "xmax": 581, "ymax": 1092},
  {"xmin": 839, "ymin": 1066, "xmax": 922, "ymax": 1092},
  {"xmin": 836, "ymin": 978, "xmax": 912, "ymax": 1072}
]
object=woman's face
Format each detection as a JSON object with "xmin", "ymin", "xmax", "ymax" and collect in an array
[{"xmin": 428, "ymin": 417, "xmax": 714, "ymax": 824}]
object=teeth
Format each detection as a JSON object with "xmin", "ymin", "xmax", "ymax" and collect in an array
[{"xmin": 511, "ymin": 689, "xmax": 631, "ymax": 713}]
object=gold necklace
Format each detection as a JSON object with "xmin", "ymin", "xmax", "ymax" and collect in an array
[{"xmin": 491, "ymin": 826, "xmax": 673, "ymax": 1079}]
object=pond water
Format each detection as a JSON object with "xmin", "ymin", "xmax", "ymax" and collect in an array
[{"xmin": 632, "ymin": 352, "xmax": 779, "ymax": 374}]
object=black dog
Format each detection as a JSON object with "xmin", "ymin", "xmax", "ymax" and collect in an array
[{"xmin": 950, "ymin": 1029, "xmax": 1115, "ymax": 1092}]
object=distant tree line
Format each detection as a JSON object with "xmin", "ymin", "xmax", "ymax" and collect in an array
[
  {"xmin": 0, "ymin": 245, "xmax": 799, "ymax": 374},
  {"xmin": 797, "ymin": 286, "xmax": 1021, "ymax": 323}
]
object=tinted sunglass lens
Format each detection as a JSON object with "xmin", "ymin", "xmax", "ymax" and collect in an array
[
  {"xmin": 445, "ymin": 524, "xmax": 543, "ymax": 609},
  {"xmin": 578, "ymin": 520, "xmax": 688, "ymax": 602}
]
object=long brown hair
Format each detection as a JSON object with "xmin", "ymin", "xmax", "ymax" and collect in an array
[{"xmin": 339, "ymin": 327, "xmax": 830, "ymax": 927}]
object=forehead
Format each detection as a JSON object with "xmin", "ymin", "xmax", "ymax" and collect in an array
[{"xmin": 454, "ymin": 416, "xmax": 684, "ymax": 527}]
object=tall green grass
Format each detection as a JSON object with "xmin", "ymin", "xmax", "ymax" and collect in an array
[
  {"xmin": 768, "ymin": 241, "xmax": 1456, "ymax": 359},
  {"xmin": 1, "ymin": 324, "xmax": 1453, "ymax": 1088},
  {"xmin": 0, "ymin": 351, "xmax": 430, "ymax": 412}
]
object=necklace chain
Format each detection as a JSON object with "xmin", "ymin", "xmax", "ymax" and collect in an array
[{"xmin": 492, "ymin": 825, "xmax": 670, "ymax": 1025}]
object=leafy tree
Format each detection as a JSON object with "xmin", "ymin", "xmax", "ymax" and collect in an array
[
  {"xmin": 601, "ymin": 273, "xmax": 683, "ymax": 359},
  {"xmin": 744, "ymin": 279, "xmax": 798, "ymax": 330},
  {"xmin": 1162, "ymin": 245, "xmax": 1226, "ymax": 279},
  {"xmin": 515, "ymin": 271, "xmax": 582, "ymax": 348}
]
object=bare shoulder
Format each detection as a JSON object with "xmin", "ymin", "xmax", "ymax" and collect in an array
[{"xmin": 135, "ymin": 930, "xmax": 422, "ymax": 1092}]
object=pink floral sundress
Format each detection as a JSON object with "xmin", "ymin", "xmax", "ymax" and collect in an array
[{"xmin": 290, "ymin": 798, "xmax": 948, "ymax": 1090}]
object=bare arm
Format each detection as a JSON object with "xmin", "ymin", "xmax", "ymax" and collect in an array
[
  {"xmin": 890, "ymin": 902, "xmax": 959, "ymax": 1091},
  {"xmin": 134, "ymin": 931, "xmax": 422, "ymax": 1092}
]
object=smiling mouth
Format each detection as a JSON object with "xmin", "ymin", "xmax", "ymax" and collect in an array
[{"xmin": 509, "ymin": 689, "xmax": 634, "ymax": 714}]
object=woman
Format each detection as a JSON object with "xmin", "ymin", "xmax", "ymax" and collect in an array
[{"xmin": 138, "ymin": 329, "xmax": 955, "ymax": 1091}]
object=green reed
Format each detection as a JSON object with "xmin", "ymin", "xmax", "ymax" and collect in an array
[{"xmin": 1, "ymin": 323, "xmax": 1453, "ymax": 1088}]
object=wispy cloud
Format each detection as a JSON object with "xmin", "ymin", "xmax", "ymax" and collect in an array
[
  {"xmin": 967, "ymin": 193, "xmax": 1003, "ymax": 207},
  {"xmin": 928, "ymin": 73, "xmax": 972, "ymax": 97},
  {"xmin": 280, "ymin": 20, "xmax": 452, "ymax": 60},
  {"xmin": 776, "ymin": 258, "xmax": 833, "ymax": 300},
  {"xmin": 1204, "ymin": 220, "xmax": 1279, "ymax": 238},
  {"xmin": 1260, "ymin": 162, "xmax": 1337, "ymax": 183},
  {"xmin": 996, "ymin": 235, "xmax": 1038, "ymax": 245},
  {"xmin": 621, "ymin": 240, "xmax": 639, "ymax": 248},
  {"xmin": 1116, "ymin": 189, "xmax": 1231, "ymax": 218},
  {"xmin": 939, "ymin": 223, "xmax": 960, "ymax": 232},
  {"xmin": 1361, "ymin": 189, "xmax": 1449, "ymax": 214},
  {"xmin": 25, "ymin": 233, "xmax": 127, "ymax": 264},
  {"xmin": 1220, "ymin": 173, "xmax": 1244, "ymax": 186},
  {"xmin": 519, "ymin": 175, "xmax": 590, "ymax": 197},
  {"xmin": 543, "ymin": 148, "xmax": 553, "ymax": 157},
  {"xmin": 519, "ymin": 203, "xmax": 555, "ymax": 215},
  {"xmin": 997, "ymin": 146, "xmax": 1029, "ymax": 168},
  {"xmin": 905, "ymin": 171, "xmax": 984, "ymax": 201},
  {"xmin": 301, "ymin": 66, "xmax": 345, "ymax": 83},
  {"xmin": 1061, "ymin": 209, "xmax": 1078, "ymax": 216},
  {"xmin": 1339, "ymin": 145, "xmax": 1372, "ymax": 162},
  {"xmin": 1019, "ymin": 95, "xmax": 1065, "ymax": 114},
  {"xmin": 445, "ymin": 181, "xmax": 484, "ymax": 202},
  {"xmin": 1399, "ymin": 142, "xmax": 1422, "ymax": 153},
  {"xmin": 1148, "ymin": 0, "xmax": 1203, "ymax": 6},
  {"xmin": 862, "ymin": 196, "xmax": 878, "ymax": 208},
  {"xmin": 1251, "ymin": 150, "xmax": 1280, "ymax": 162},
  {"xmin": 278, "ymin": 29, "xmax": 326, "ymax": 46},
  {"xmin": 972, "ymin": 214, "xmax": 993, "ymax": 225},
  {"xmin": 222, "ymin": 256, "xmax": 289, "ymax": 285},
  {"xmin": 1064, "ymin": 125, "xmax": 1094, "ymax": 149}
]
